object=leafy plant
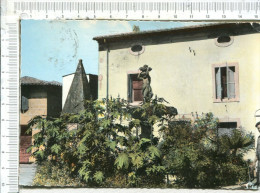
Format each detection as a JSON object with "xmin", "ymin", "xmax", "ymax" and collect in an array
[
  {"xmin": 160, "ymin": 113, "xmax": 254, "ymax": 188},
  {"xmin": 28, "ymin": 98, "xmax": 253, "ymax": 188}
]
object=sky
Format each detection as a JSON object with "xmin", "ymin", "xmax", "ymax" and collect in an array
[{"xmin": 21, "ymin": 20, "xmax": 203, "ymax": 82}]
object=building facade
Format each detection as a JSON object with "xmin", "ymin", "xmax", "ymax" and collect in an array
[
  {"xmin": 20, "ymin": 76, "xmax": 62, "ymax": 163},
  {"xmin": 94, "ymin": 23, "xmax": 260, "ymax": 159}
]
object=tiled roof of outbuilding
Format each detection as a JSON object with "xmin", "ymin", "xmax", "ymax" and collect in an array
[{"xmin": 21, "ymin": 76, "xmax": 62, "ymax": 86}]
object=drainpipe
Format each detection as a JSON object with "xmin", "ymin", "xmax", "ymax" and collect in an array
[{"xmin": 105, "ymin": 39, "xmax": 109, "ymax": 114}]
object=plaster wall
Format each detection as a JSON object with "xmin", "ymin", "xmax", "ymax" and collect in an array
[{"xmin": 62, "ymin": 74, "xmax": 75, "ymax": 108}]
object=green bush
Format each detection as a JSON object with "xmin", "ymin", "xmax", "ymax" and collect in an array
[
  {"xmin": 160, "ymin": 113, "xmax": 254, "ymax": 188},
  {"xmin": 28, "ymin": 98, "xmax": 171, "ymax": 187},
  {"xmin": 33, "ymin": 161, "xmax": 86, "ymax": 186},
  {"xmin": 28, "ymin": 99, "xmax": 254, "ymax": 188}
]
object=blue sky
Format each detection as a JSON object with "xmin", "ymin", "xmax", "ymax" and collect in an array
[{"xmin": 21, "ymin": 20, "xmax": 203, "ymax": 82}]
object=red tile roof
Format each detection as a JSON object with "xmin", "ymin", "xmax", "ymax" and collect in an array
[{"xmin": 21, "ymin": 76, "xmax": 62, "ymax": 86}]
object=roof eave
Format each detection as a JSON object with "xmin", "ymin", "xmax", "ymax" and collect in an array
[{"xmin": 93, "ymin": 22, "xmax": 258, "ymax": 43}]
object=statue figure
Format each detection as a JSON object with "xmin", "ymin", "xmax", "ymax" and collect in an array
[{"xmin": 138, "ymin": 65, "xmax": 153, "ymax": 102}]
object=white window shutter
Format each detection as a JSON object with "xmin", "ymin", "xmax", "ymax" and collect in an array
[{"xmin": 227, "ymin": 66, "xmax": 236, "ymax": 98}]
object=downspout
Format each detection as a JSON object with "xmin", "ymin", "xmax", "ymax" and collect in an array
[{"xmin": 105, "ymin": 39, "xmax": 109, "ymax": 113}]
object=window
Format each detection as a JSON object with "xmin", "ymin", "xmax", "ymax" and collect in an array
[
  {"xmin": 217, "ymin": 36, "xmax": 231, "ymax": 43},
  {"xmin": 21, "ymin": 96, "xmax": 29, "ymax": 112},
  {"xmin": 129, "ymin": 43, "xmax": 145, "ymax": 56},
  {"xmin": 218, "ymin": 122, "xmax": 237, "ymax": 136},
  {"xmin": 131, "ymin": 45, "xmax": 143, "ymax": 52},
  {"xmin": 213, "ymin": 63, "xmax": 239, "ymax": 102},
  {"xmin": 127, "ymin": 74, "xmax": 143, "ymax": 103},
  {"xmin": 20, "ymin": 125, "xmax": 31, "ymax": 136},
  {"xmin": 215, "ymin": 35, "xmax": 234, "ymax": 47}
]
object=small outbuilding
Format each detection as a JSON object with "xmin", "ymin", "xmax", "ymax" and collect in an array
[{"xmin": 20, "ymin": 76, "xmax": 62, "ymax": 163}]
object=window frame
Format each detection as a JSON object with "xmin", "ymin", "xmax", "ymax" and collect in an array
[
  {"xmin": 212, "ymin": 62, "xmax": 240, "ymax": 103},
  {"xmin": 127, "ymin": 71, "xmax": 143, "ymax": 105},
  {"xmin": 214, "ymin": 35, "xmax": 234, "ymax": 47},
  {"xmin": 129, "ymin": 43, "xmax": 145, "ymax": 56},
  {"xmin": 217, "ymin": 118, "xmax": 241, "ymax": 136},
  {"xmin": 20, "ymin": 125, "xmax": 32, "ymax": 136},
  {"xmin": 21, "ymin": 95, "xmax": 29, "ymax": 113}
]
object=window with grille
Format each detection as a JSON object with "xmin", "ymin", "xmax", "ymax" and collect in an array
[{"xmin": 213, "ymin": 63, "xmax": 239, "ymax": 102}]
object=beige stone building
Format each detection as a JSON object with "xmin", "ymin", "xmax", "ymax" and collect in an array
[
  {"xmin": 20, "ymin": 76, "xmax": 62, "ymax": 163},
  {"xmin": 94, "ymin": 23, "xmax": 260, "ymax": 159}
]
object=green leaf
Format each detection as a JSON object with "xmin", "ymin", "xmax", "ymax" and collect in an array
[
  {"xmin": 101, "ymin": 119, "xmax": 111, "ymax": 128},
  {"xmin": 26, "ymin": 145, "xmax": 33, "ymax": 153},
  {"xmin": 105, "ymin": 140, "xmax": 116, "ymax": 151},
  {"xmin": 33, "ymin": 132, "xmax": 42, "ymax": 140},
  {"xmin": 93, "ymin": 171, "xmax": 104, "ymax": 183},
  {"xmin": 117, "ymin": 136, "xmax": 126, "ymax": 146},
  {"xmin": 51, "ymin": 144, "xmax": 61, "ymax": 154},
  {"xmin": 68, "ymin": 114, "xmax": 80, "ymax": 122},
  {"xmin": 83, "ymin": 171, "xmax": 91, "ymax": 182},
  {"xmin": 79, "ymin": 133, "xmax": 89, "ymax": 144},
  {"xmin": 27, "ymin": 116, "xmax": 46, "ymax": 130},
  {"xmin": 115, "ymin": 153, "xmax": 129, "ymax": 169},
  {"xmin": 79, "ymin": 165, "xmax": 91, "ymax": 182},
  {"xmin": 146, "ymin": 165, "xmax": 165, "ymax": 175},
  {"xmin": 111, "ymin": 111, "xmax": 120, "ymax": 118},
  {"xmin": 148, "ymin": 115, "xmax": 159, "ymax": 124},
  {"xmin": 77, "ymin": 143, "xmax": 88, "ymax": 155},
  {"xmin": 129, "ymin": 153, "xmax": 143, "ymax": 168},
  {"xmin": 36, "ymin": 150, "xmax": 44, "ymax": 159},
  {"xmin": 140, "ymin": 138, "xmax": 151, "ymax": 144},
  {"xmin": 148, "ymin": 145, "xmax": 161, "ymax": 159},
  {"xmin": 132, "ymin": 119, "xmax": 141, "ymax": 126}
]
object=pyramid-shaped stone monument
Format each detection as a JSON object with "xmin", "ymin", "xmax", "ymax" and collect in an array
[{"xmin": 62, "ymin": 59, "xmax": 91, "ymax": 114}]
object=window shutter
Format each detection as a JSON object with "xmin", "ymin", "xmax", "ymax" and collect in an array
[
  {"xmin": 227, "ymin": 66, "xmax": 236, "ymax": 98},
  {"xmin": 132, "ymin": 80, "xmax": 143, "ymax": 101},
  {"xmin": 215, "ymin": 67, "xmax": 222, "ymax": 99},
  {"xmin": 127, "ymin": 74, "xmax": 133, "ymax": 103},
  {"xmin": 21, "ymin": 96, "xmax": 29, "ymax": 111}
]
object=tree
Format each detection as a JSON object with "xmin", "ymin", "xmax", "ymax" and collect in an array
[
  {"xmin": 132, "ymin": 25, "xmax": 140, "ymax": 32},
  {"xmin": 160, "ymin": 113, "xmax": 255, "ymax": 188}
]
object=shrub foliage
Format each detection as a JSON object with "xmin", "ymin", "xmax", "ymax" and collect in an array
[{"xmin": 27, "ymin": 98, "xmax": 254, "ymax": 188}]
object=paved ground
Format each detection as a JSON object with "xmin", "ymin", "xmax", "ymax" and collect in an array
[
  {"xmin": 18, "ymin": 163, "xmax": 258, "ymax": 191},
  {"xmin": 19, "ymin": 188, "xmax": 259, "ymax": 193},
  {"xmin": 19, "ymin": 164, "xmax": 37, "ymax": 186}
]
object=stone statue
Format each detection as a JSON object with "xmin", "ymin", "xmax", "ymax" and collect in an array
[{"xmin": 138, "ymin": 65, "xmax": 153, "ymax": 102}]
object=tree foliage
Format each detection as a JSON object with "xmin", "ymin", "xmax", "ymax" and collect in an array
[
  {"xmin": 132, "ymin": 25, "xmax": 140, "ymax": 32},
  {"xmin": 160, "ymin": 113, "xmax": 254, "ymax": 188},
  {"xmin": 28, "ymin": 98, "xmax": 254, "ymax": 188}
]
